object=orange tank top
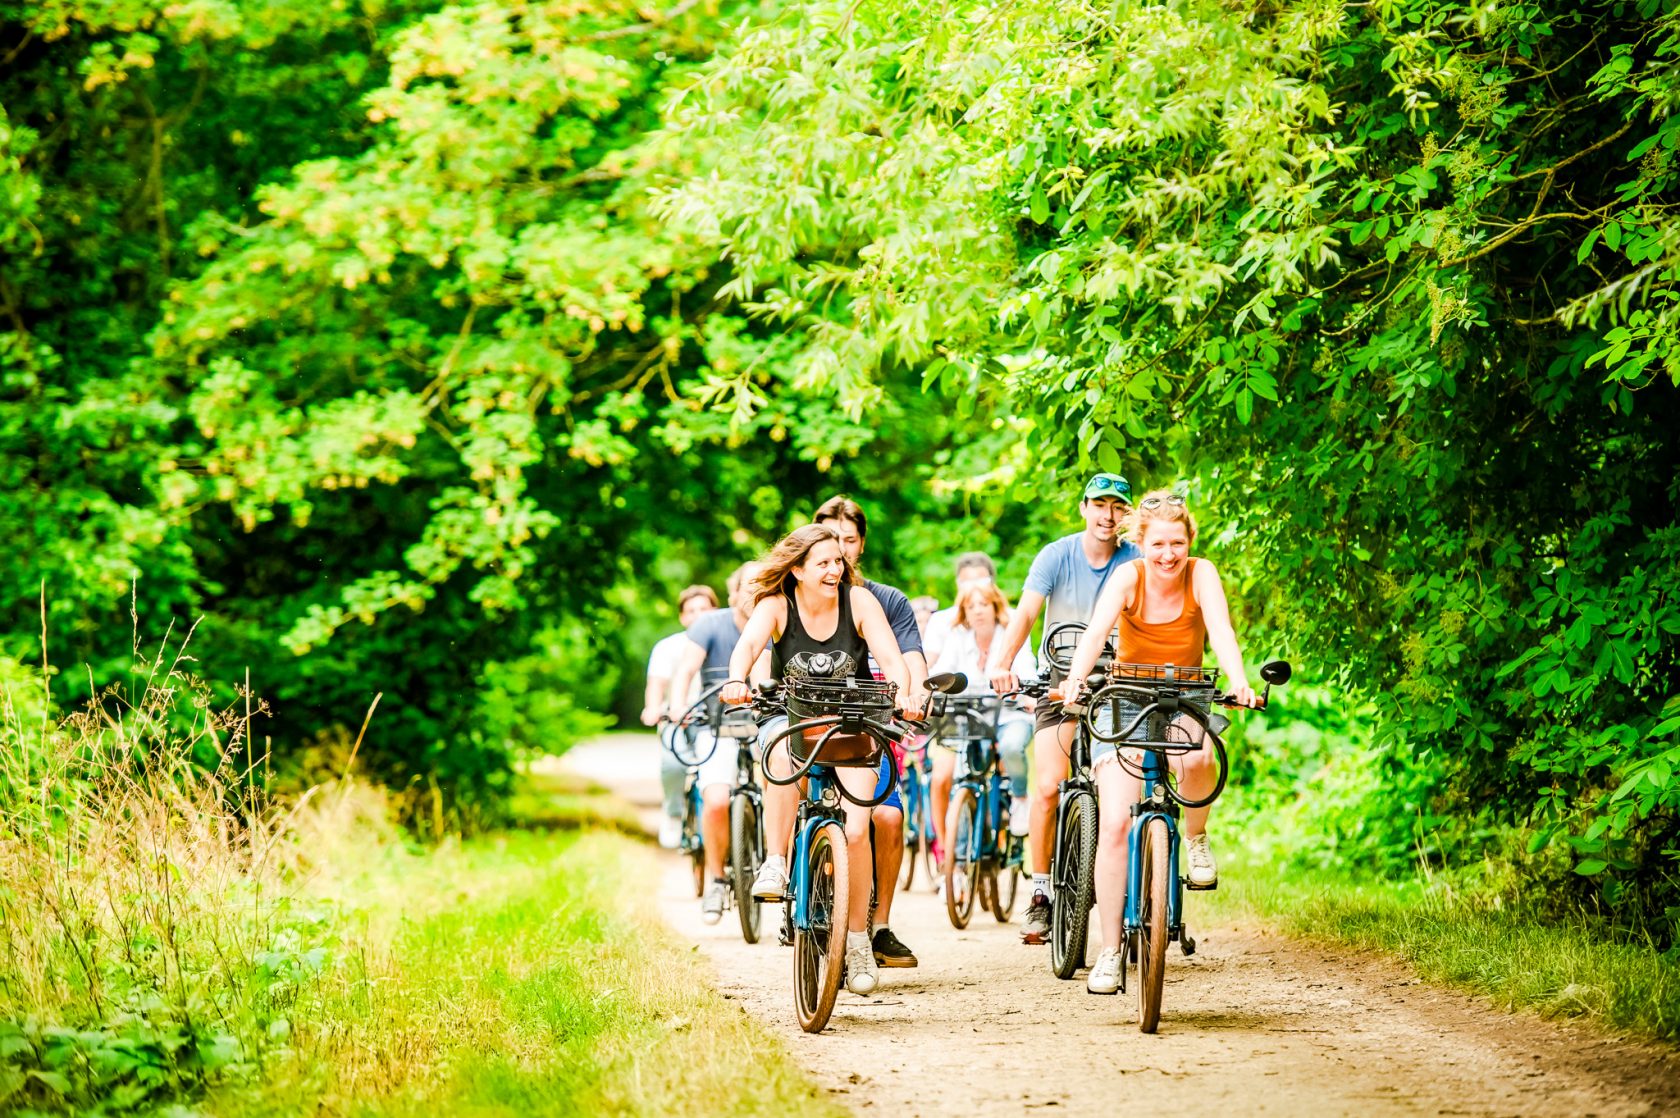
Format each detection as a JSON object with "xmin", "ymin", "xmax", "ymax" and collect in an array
[{"xmin": 1118, "ymin": 558, "xmax": 1206, "ymax": 667}]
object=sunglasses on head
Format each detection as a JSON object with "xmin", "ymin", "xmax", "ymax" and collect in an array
[
  {"xmin": 1139, "ymin": 494, "xmax": 1187, "ymax": 510},
  {"xmin": 1085, "ymin": 475, "xmax": 1131, "ymax": 499}
]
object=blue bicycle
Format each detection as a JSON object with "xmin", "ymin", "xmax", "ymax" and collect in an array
[
  {"xmin": 897, "ymin": 734, "xmax": 939, "ymax": 891},
  {"xmin": 750, "ymin": 671, "xmax": 964, "ymax": 1033},
  {"xmin": 932, "ymin": 693, "xmax": 1024, "ymax": 928},
  {"xmin": 1074, "ymin": 658, "xmax": 1291, "ymax": 1032}
]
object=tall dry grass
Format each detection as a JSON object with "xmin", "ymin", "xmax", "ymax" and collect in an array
[{"xmin": 0, "ymin": 623, "xmax": 396, "ymax": 1114}]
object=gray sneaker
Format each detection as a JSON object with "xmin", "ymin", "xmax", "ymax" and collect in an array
[
  {"xmin": 701, "ymin": 880, "xmax": 729, "ymax": 924},
  {"xmin": 1021, "ymin": 892, "xmax": 1051, "ymax": 944}
]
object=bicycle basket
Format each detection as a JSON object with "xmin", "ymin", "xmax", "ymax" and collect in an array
[
  {"xmin": 1108, "ymin": 662, "xmax": 1217, "ymax": 688},
  {"xmin": 716, "ymin": 707, "xmax": 758, "ymax": 740},
  {"xmin": 784, "ymin": 676, "xmax": 896, "ymax": 768}
]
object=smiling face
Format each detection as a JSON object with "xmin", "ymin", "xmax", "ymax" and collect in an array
[
  {"xmin": 1081, "ymin": 496, "xmax": 1126, "ymax": 542},
  {"xmin": 791, "ymin": 539, "xmax": 846, "ymax": 600},
  {"xmin": 1139, "ymin": 518, "xmax": 1192, "ymax": 579}
]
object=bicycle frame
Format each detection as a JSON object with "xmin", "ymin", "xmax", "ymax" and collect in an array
[{"xmin": 1122, "ymin": 748, "xmax": 1184, "ymax": 942}]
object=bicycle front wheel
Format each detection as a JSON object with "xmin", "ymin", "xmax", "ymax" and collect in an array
[
  {"xmin": 685, "ymin": 799, "xmax": 705, "ymax": 898},
  {"xmin": 1136, "ymin": 816, "xmax": 1170, "ymax": 1033},
  {"xmin": 1051, "ymin": 792, "xmax": 1097, "ymax": 980},
  {"xmin": 944, "ymin": 787, "xmax": 980, "ymax": 929},
  {"xmin": 730, "ymin": 793, "xmax": 763, "ymax": 944},
  {"xmin": 794, "ymin": 820, "xmax": 850, "ymax": 1034}
]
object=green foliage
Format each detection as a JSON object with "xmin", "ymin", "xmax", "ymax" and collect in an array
[{"xmin": 655, "ymin": 0, "xmax": 1680, "ymax": 934}]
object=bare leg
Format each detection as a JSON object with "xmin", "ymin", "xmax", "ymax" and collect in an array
[
  {"xmin": 1028, "ymin": 720, "xmax": 1076, "ymax": 876},
  {"xmin": 872, "ymin": 805, "xmax": 904, "ymax": 925},
  {"xmin": 701, "ymin": 784, "xmax": 731, "ymax": 878},
  {"xmin": 1094, "ymin": 758, "xmax": 1143, "ymax": 951},
  {"xmin": 930, "ymin": 748, "xmax": 955, "ymax": 865},
  {"xmin": 838, "ymin": 766, "xmax": 880, "ymax": 932},
  {"xmin": 1171, "ymin": 715, "xmax": 1215, "ymax": 836},
  {"xmin": 762, "ymin": 740, "xmax": 798, "ymax": 859}
]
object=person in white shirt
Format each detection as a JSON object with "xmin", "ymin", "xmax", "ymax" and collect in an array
[
  {"xmin": 643, "ymin": 584, "xmax": 720, "ymax": 849},
  {"xmin": 922, "ymin": 552, "xmax": 998, "ymax": 666},
  {"xmin": 929, "ymin": 582, "xmax": 1037, "ymax": 869}
]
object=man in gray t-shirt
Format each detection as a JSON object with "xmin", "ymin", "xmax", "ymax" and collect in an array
[
  {"xmin": 666, "ymin": 562, "xmax": 762, "ymax": 925},
  {"xmin": 987, "ymin": 472, "xmax": 1140, "ymax": 945}
]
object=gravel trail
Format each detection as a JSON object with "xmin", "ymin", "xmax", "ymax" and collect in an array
[{"xmin": 557, "ymin": 734, "xmax": 1680, "ymax": 1117}]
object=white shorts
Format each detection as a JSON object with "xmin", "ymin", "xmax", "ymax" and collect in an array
[{"xmin": 694, "ymin": 727, "xmax": 746, "ymax": 793}]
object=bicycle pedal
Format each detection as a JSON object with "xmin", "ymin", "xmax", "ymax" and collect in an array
[
  {"xmin": 1181, "ymin": 934, "xmax": 1196, "ymax": 957},
  {"xmin": 1182, "ymin": 877, "xmax": 1218, "ymax": 892}
]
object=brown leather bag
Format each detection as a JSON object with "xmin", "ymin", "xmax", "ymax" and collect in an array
[{"xmin": 790, "ymin": 724, "xmax": 881, "ymax": 768}]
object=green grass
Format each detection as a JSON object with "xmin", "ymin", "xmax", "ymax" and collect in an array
[
  {"xmin": 208, "ymin": 823, "xmax": 841, "ymax": 1117},
  {"xmin": 1203, "ymin": 858, "xmax": 1680, "ymax": 1045}
]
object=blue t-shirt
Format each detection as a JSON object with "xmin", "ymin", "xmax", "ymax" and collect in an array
[
  {"xmin": 1024, "ymin": 533, "xmax": 1142, "ymax": 637},
  {"xmin": 864, "ymin": 579, "xmax": 924, "ymax": 659},
  {"xmin": 685, "ymin": 608, "xmax": 743, "ymax": 684}
]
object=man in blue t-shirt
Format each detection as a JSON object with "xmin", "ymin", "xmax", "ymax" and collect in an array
[
  {"xmin": 987, "ymin": 472, "xmax": 1141, "ymax": 945},
  {"xmin": 815, "ymin": 495, "xmax": 926, "ymax": 970},
  {"xmin": 667, "ymin": 561, "xmax": 762, "ymax": 924}
]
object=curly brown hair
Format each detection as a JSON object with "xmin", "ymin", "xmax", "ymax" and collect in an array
[{"xmin": 748, "ymin": 524, "xmax": 859, "ymax": 604}]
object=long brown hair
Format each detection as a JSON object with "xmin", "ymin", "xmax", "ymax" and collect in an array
[{"xmin": 749, "ymin": 524, "xmax": 859, "ymax": 604}]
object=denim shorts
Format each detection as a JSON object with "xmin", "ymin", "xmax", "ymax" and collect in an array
[{"xmin": 759, "ymin": 713, "xmax": 903, "ymax": 810}]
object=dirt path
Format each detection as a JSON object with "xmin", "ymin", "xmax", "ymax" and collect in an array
[{"xmin": 556, "ymin": 734, "xmax": 1680, "ymax": 1117}]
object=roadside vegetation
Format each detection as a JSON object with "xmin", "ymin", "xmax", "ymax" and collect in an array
[{"xmin": 0, "ymin": 645, "xmax": 836, "ymax": 1117}]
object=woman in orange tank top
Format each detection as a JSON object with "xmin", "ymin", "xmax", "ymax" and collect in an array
[{"xmin": 1059, "ymin": 490, "xmax": 1260, "ymax": 996}]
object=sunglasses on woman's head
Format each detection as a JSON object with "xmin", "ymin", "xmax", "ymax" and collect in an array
[{"xmin": 1139, "ymin": 494, "xmax": 1187, "ymax": 510}]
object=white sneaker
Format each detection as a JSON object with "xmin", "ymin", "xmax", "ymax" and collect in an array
[
  {"xmin": 1186, "ymin": 833, "xmax": 1218, "ymax": 888},
  {"xmin": 701, "ymin": 880, "xmax": 728, "ymax": 924},
  {"xmin": 1008, "ymin": 805, "xmax": 1029, "ymax": 837},
  {"xmin": 845, "ymin": 936, "xmax": 878, "ymax": 995},
  {"xmin": 751, "ymin": 857, "xmax": 788, "ymax": 901},
  {"xmin": 1087, "ymin": 947, "xmax": 1122, "ymax": 995},
  {"xmin": 657, "ymin": 818, "xmax": 682, "ymax": 850}
]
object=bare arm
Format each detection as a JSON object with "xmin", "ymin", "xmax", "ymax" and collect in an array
[
  {"xmin": 665, "ymin": 638, "xmax": 708, "ymax": 722},
  {"xmin": 641, "ymin": 646, "xmax": 671, "ymax": 726},
  {"xmin": 987, "ymin": 588, "xmax": 1045, "ymax": 693},
  {"xmin": 851, "ymin": 588, "xmax": 916, "ymax": 716},
  {"xmin": 1063, "ymin": 565, "xmax": 1136, "ymax": 702},
  {"xmin": 1195, "ymin": 560, "xmax": 1256, "ymax": 706},
  {"xmin": 722, "ymin": 598, "xmax": 783, "ymax": 704}
]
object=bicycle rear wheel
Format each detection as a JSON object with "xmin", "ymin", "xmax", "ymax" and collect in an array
[
  {"xmin": 684, "ymin": 797, "xmax": 705, "ymax": 898},
  {"xmin": 730, "ymin": 794, "xmax": 763, "ymax": 944},
  {"xmin": 990, "ymin": 833, "xmax": 1021, "ymax": 922},
  {"xmin": 899, "ymin": 776, "xmax": 921, "ymax": 891},
  {"xmin": 1136, "ymin": 816, "xmax": 1170, "ymax": 1033},
  {"xmin": 1051, "ymin": 792, "xmax": 1097, "ymax": 980},
  {"xmin": 944, "ymin": 787, "xmax": 979, "ymax": 929},
  {"xmin": 794, "ymin": 821, "xmax": 850, "ymax": 1034}
]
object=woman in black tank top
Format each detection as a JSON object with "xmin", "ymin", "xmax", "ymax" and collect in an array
[{"xmin": 721, "ymin": 523, "xmax": 912, "ymax": 994}]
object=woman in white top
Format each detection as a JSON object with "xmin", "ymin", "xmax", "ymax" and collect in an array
[{"xmin": 929, "ymin": 583, "xmax": 1037, "ymax": 863}]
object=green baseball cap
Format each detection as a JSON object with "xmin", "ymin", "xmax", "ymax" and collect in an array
[{"xmin": 1082, "ymin": 472, "xmax": 1133, "ymax": 503}]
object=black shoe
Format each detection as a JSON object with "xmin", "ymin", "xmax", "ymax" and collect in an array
[
  {"xmin": 872, "ymin": 927, "xmax": 919, "ymax": 968},
  {"xmin": 1021, "ymin": 893, "xmax": 1052, "ymax": 944}
]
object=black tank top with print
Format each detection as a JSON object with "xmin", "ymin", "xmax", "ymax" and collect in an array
[{"xmin": 771, "ymin": 586, "xmax": 869, "ymax": 681}]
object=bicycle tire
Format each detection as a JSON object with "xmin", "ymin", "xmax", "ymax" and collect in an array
[
  {"xmin": 794, "ymin": 820, "xmax": 849, "ymax": 1034},
  {"xmin": 1137, "ymin": 815, "xmax": 1170, "ymax": 1033},
  {"xmin": 899, "ymin": 774, "xmax": 920, "ymax": 891},
  {"xmin": 730, "ymin": 794, "xmax": 763, "ymax": 944},
  {"xmin": 1050, "ymin": 792, "xmax": 1097, "ymax": 980},
  {"xmin": 944, "ymin": 786, "xmax": 980, "ymax": 929},
  {"xmin": 684, "ymin": 794, "xmax": 705, "ymax": 898},
  {"xmin": 991, "ymin": 834, "xmax": 1021, "ymax": 922}
]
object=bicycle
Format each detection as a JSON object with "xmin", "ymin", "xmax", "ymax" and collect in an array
[
  {"xmin": 1068, "ymin": 658, "xmax": 1292, "ymax": 1032},
  {"xmin": 897, "ymin": 732, "xmax": 940, "ymax": 891},
  {"xmin": 749, "ymin": 671, "xmax": 965, "ymax": 1033},
  {"xmin": 658, "ymin": 714, "xmax": 711, "ymax": 899},
  {"xmin": 1025, "ymin": 620, "xmax": 1116, "ymax": 980},
  {"xmin": 931, "ymin": 692, "xmax": 1020, "ymax": 928},
  {"xmin": 667, "ymin": 680, "xmax": 768, "ymax": 943}
]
